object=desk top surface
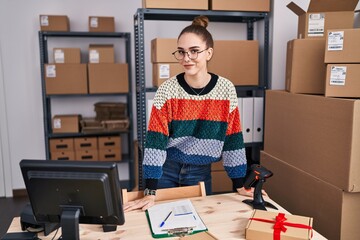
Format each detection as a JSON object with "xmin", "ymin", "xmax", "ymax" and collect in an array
[{"xmin": 8, "ymin": 193, "xmax": 327, "ymax": 240}]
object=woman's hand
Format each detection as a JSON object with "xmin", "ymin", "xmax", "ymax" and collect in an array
[
  {"xmin": 123, "ymin": 195, "xmax": 156, "ymax": 212},
  {"xmin": 236, "ymin": 187, "xmax": 268, "ymax": 198}
]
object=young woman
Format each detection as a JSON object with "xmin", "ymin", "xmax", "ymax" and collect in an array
[{"xmin": 124, "ymin": 15, "xmax": 256, "ymax": 212}]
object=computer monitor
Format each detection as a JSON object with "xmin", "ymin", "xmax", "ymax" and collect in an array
[{"xmin": 20, "ymin": 159, "xmax": 125, "ymax": 240}]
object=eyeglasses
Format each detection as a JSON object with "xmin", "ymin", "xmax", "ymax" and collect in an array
[{"xmin": 172, "ymin": 48, "xmax": 208, "ymax": 60}]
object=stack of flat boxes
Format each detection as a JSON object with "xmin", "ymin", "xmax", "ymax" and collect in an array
[{"xmin": 262, "ymin": 1, "xmax": 360, "ymax": 239}]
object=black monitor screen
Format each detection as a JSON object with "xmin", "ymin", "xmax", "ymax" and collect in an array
[{"xmin": 20, "ymin": 159, "xmax": 125, "ymax": 239}]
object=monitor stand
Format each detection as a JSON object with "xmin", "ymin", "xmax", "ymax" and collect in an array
[{"xmin": 61, "ymin": 207, "xmax": 81, "ymax": 240}]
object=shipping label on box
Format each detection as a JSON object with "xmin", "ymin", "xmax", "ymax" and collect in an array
[
  {"xmin": 246, "ymin": 210, "xmax": 313, "ymax": 240},
  {"xmin": 307, "ymin": 13, "xmax": 325, "ymax": 37},
  {"xmin": 327, "ymin": 31, "xmax": 344, "ymax": 51}
]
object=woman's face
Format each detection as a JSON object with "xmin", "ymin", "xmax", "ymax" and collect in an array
[{"xmin": 177, "ymin": 32, "xmax": 213, "ymax": 77}]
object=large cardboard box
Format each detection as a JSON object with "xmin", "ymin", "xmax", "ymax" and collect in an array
[
  {"xmin": 142, "ymin": 0, "xmax": 208, "ymax": 10},
  {"xmin": 264, "ymin": 90, "xmax": 360, "ymax": 192},
  {"xmin": 88, "ymin": 16, "xmax": 115, "ymax": 32},
  {"xmin": 261, "ymin": 151, "xmax": 360, "ymax": 240},
  {"xmin": 45, "ymin": 64, "xmax": 88, "ymax": 94},
  {"xmin": 88, "ymin": 63, "xmax": 129, "ymax": 93},
  {"xmin": 285, "ymin": 39, "xmax": 326, "ymax": 94},
  {"xmin": 245, "ymin": 209, "xmax": 313, "ymax": 240},
  {"xmin": 208, "ymin": 40, "xmax": 259, "ymax": 86},
  {"xmin": 210, "ymin": 0, "xmax": 270, "ymax": 12},
  {"xmin": 287, "ymin": 0, "xmax": 358, "ymax": 39},
  {"xmin": 151, "ymin": 38, "xmax": 178, "ymax": 63},
  {"xmin": 52, "ymin": 115, "xmax": 81, "ymax": 133},
  {"xmin": 324, "ymin": 29, "xmax": 360, "ymax": 63},
  {"xmin": 53, "ymin": 48, "xmax": 81, "ymax": 63},
  {"xmin": 88, "ymin": 44, "xmax": 115, "ymax": 63},
  {"xmin": 325, "ymin": 64, "xmax": 360, "ymax": 98},
  {"xmin": 152, "ymin": 63, "xmax": 183, "ymax": 87},
  {"xmin": 39, "ymin": 15, "xmax": 69, "ymax": 32},
  {"xmin": 49, "ymin": 138, "xmax": 74, "ymax": 152}
]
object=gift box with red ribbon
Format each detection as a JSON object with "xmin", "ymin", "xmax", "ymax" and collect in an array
[{"xmin": 245, "ymin": 210, "xmax": 313, "ymax": 240}]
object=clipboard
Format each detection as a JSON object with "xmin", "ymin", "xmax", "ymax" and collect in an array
[{"xmin": 145, "ymin": 199, "xmax": 207, "ymax": 238}]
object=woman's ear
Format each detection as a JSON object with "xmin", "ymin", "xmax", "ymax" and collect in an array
[{"xmin": 207, "ymin": 47, "xmax": 214, "ymax": 61}]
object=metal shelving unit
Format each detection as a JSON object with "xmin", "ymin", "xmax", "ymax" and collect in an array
[
  {"xmin": 134, "ymin": 8, "xmax": 270, "ymax": 189},
  {"xmin": 38, "ymin": 31, "xmax": 135, "ymax": 189}
]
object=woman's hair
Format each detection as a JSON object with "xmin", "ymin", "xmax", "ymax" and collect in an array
[{"xmin": 178, "ymin": 15, "xmax": 214, "ymax": 48}]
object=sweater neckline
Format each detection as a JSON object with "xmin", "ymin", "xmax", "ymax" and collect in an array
[{"xmin": 177, "ymin": 72, "xmax": 218, "ymax": 96}]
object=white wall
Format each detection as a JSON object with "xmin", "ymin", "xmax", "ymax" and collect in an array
[{"xmin": 0, "ymin": 0, "xmax": 359, "ymax": 195}]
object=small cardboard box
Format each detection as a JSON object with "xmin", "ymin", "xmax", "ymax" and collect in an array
[
  {"xmin": 52, "ymin": 115, "xmax": 81, "ymax": 133},
  {"xmin": 39, "ymin": 15, "xmax": 69, "ymax": 32},
  {"xmin": 152, "ymin": 63, "xmax": 183, "ymax": 87},
  {"xmin": 98, "ymin": 136, "xmax": 121, "ymax": 149},
  {"xmin": 324, "ymin": 28, "xmax": 360, "ymax": 63},
  {"xmin": 210, "ymin": 0, "xmax": 270, "ymax": 12},
  {"xmin": 74, "ymin": 137, "xmax": 98, "ymax": 150},
  {"xmin": 49, "ymin": 138, "xmax": 74, "ymax": 152},
  {"xmin": 142, "ymin": 0, "xmax": 208, "ymax": 10},
  {"xmin": 261, "ymin": 151, "xmax": 360, "ymax": 240},
  {"xmin": 98, "ymin": 148, "xmax": 122, "ymax": 161},
  {"xmin": 151, "ymin": 38, "xmax": 178, "ymax": 63},
  {"xmin": 287, "ymin": 0, "xmax": 358, "ymax": 38},
  {"xmin": 88, "ymin": 16, "xmax": 115, "ymax": 32},
  {"xmin": 285, "ymin": 38, "xmax": 326, "ymax": 94},
  {"xmin": 75, "ymin": 149, "xmax": 98, "ymax": 161},
  {"xmin": 208, "ymin": 40, "xmax": 259, "ymax": 86},
  {"xmin": 88, "ymin": 63, "xmax": 129, "ymax": 93},
  {"xmin": 51, "ymin": 151, "xmax": 75, "ymax": 160},
  {"xmin": 45, "ymin": 64, "xmax": 88, "ymax": 94},
  {"xmin": 246, "ymin": 209, "xmax": 313, "ymax": 240},
  {"xmin": 325, "ymin": 64, "xmax": 360, "ymax": 98},
  {"xmin": 53, "ymin": 48, "xmax": 81, "ymax": 63},
  {"xmin": 88, "ymin": 44, "xmax": 115, "ymax": 63}
]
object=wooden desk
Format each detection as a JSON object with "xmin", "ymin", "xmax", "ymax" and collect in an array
[{"xmin": 7, "ymin": 193, "xmax": 327, "ymax": 239}]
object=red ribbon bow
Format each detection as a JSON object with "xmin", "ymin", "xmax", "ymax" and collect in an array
[{"xmin": 250, "ymin": 213, "xmax": 313, "ymax": 240}]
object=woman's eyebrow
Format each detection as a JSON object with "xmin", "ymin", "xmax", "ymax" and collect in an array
[{"xmin": 177, "ymin": 46, "xmax": 201, "ymax": 50}]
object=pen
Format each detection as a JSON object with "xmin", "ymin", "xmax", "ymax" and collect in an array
[{"xmin": 160, "ymin": 211, "xmax": 172, "ymax": 227}]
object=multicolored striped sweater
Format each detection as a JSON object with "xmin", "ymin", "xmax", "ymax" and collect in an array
[{"xmin": 143, "ymin": 73, "xmax": 247, "ymax": 189}]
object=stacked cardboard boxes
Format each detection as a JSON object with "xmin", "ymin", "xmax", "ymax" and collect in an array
[{"xmin": 98, "ymin": 136, "xmax": 122, "ymax": 161}]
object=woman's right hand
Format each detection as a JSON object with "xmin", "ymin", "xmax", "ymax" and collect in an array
[{"xmin": 123, "ymin": 195, "xmax": 156, "ymax": 212}]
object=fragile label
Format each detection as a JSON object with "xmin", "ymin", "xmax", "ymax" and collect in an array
[
  {"xmin": 53, "ymin": 118, "xmax": 62, "ymax": 129},
  {"xmin": 46, "ymin": 65, "xmax": 56, "ymax": 78},
  {"xmin": 54, "ymin": 49, "xmax": 65, "ymax": 63},
  {"xmin": 327, "ymin": 31, "xmax": 344, "ymax": 51},
  {"xmin": 40, "ymin": 15, "xmax": 49, "ymax": 26},
  {"xmin": 330, "ymin": 66, "xmax": 346, "ymax": 86},
  {"xmin": 159, "ymin": 64, "xmax": 170, "ymax": 79},
  {"xmin": 308, "ymin": 13, "xmax": 325, "ymax": 37},
  {"xmin": 89, "ymin": 50, "xmax": 100, "ymax": 63},
  {"xmin": 90, "ymin": 17, "xmax": 99, "ymax": 28}
]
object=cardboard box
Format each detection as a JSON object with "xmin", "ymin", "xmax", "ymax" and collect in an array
[
  {"xmin": 285, "ymin": 39, "xmax": 326, "ymax": 94},
  {"xmin": 49, "ymin": 138, "xmax": 74, "ymax": 152},
  {"xmin": 39, "ymin": 15, "xmax": 69, "ymax": 32},
  {"xmin": 325, "ymin": 64, "xmax": 360, "ymax": 98},
  {"xmin": 74, "ymin": 137, "xmax": 98, "ymax": 150},
  {"xmin": 211, "ymin": 170, "xmax": 232, "ymax": 193},
  {"xmin": 88, "ymin": 44, "xmax": 115, "ymax": 63},
  {"xmin": 88, "ymin": 16, "xmax": 115, "ymax": 32},
  {"xmin": 245, "ymin": 209, "xmax": 313, "ymax": 240},
  {"xmin": 261, "ymin": 151, "xmax": 360, "ymax": 240},
  {"xmin": 152, "ymin": 63, "xmax": 183, "ymax": 87},
  {"xmin": 287, "ymin": 0, "xmax": 358, "ymax": 38},
  {"xmin": 264, "ymin": 90, "xmax": 360, "ymax": 192},
  {"xmin": 98, "ymin": 136, "xmax": 121, "ymax": 149},
  {"xmin": 51, "ymin": 151, "xmax": 75, "ymax": 160},
  {"xmin": 75, "ymin": 149, "xmax": 98, "ymax": 161},
  {"xmin": 151, "ymin": 38, "xmax": 178, "ymax": 63},
  {"xmin": 142, "ymin": 0, "xmax": 208, "ymax": 10},
  {"xmin": 211, "ymin": 160, "xmax": 225, "ymax": 171},
  {"xmin": 52, "ymin": 115, "xmax": 81, "ymax": 133},
  {"xmin": 98, "ymin": 148, "xmax": 122, "ymax": 161},
  {"xmin": 208, "ymin": 40, "xmax": 259, "ymax": 86},
  {"xmin": 88, "ymin": 63, "xmax": 129, "ymax": 93},
  {"xmin": 210, "ymin": 0, "xmax": 270, "ymax": 12},
  {"xmin": 53, "ymin": 48, "xmax": 81, "ymax": 63},
  {"xmin": 45, "ymin": 64, "xmax": 88, "ymax": 94},
  {"xmin": 324, "ymin": 29, "xmax": 360, "ymax": 63}
]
